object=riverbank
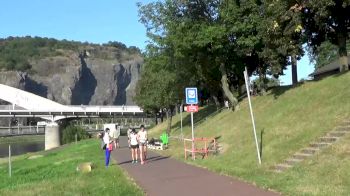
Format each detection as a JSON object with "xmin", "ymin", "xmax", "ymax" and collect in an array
[
  {"xmin": 0, "ymin": 139, "xmax": 143, "ymax": 195},
  {"xmin": 0, "ymin": 135, "xmax": 44, "ymax": 144}
]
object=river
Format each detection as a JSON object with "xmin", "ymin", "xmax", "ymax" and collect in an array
[{"xmin": 0, "ymin": 135, "xmax": 44, "ymax": 158}]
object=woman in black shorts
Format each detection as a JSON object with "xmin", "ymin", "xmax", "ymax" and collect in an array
[{"xmin": 129, "ymin": 129, "xmax": 139, "ymax": 164}]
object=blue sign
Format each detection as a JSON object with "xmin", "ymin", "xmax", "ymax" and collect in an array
[{"xmin": 185, "ymin": 87, "xmax": 198, "ymax": 104}]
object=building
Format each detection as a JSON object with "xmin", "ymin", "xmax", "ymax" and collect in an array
[{"xmin": 310, "ymin": 56, "xmax": 350, "ymax": 80}]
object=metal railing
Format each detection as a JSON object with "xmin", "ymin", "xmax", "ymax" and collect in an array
[{"xmin": 0, "ymin": 126, "xmax": 45, "ymax": 137}]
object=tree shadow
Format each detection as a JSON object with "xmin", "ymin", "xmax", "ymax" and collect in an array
[
  {"xmin": 270, "ymin": 85, "xmax": 294, "ymax": 99},
  {"xmin": 171, "ymin": 105, "xmax": 222, "ymax": 133},
  {"xmin": 259, "ymin": 129, "xmax": 264, "ymax": 160}
]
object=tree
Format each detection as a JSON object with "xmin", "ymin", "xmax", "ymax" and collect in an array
[
  {"xmin": 134, "ymin": 44, "xmax": 186, "ymax": 134},
  {"xmin": 300, "ymin": 0, "xmax": 350, "ymax": 71}
]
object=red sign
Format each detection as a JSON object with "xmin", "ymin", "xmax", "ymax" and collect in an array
[{"xmin": 186, "ymin": 105, "xmax": 198, "ymax": 112}]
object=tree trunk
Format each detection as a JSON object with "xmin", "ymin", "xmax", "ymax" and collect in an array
[
  {"xmin": 212, "ymin": 95, "xmax": 220, "ymax": 109},
  {"xmin": 166, "ymin": 107, "xmax": 173, "ymax": 135},
  {"xmin": 338, "ymin": 32, "xmax": 349, "ymax": 72},
  {"xmin": 291, "ymin": 55, "xmax": 298, "ymax": 85},
  {"xmin": 219, "ymin": 63, "xmax": 238, "ymax": 109},
  {"xmin": 258, "ymin": 67, "xmax": 267, "ymax": 95}
]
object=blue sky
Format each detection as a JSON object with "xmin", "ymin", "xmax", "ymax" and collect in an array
[{"xmin": 0, "ymin": 0, "xmax": 314, "ymax": 85}]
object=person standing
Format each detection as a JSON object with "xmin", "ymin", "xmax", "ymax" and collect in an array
[
  {"xmin": 112, "ymin": 124, "xmax": 120, "ymax": 149},
  {"xmin": 103, "ymin": 128, "xmax": 112, "ymax": 167},
  {"xmin": 129, "ymin": 128, "xmax": 139, "ymax": 164},
  {"xmin": 127, "ymin": 127, "xmax": 132, "ymax": 148},
  {"xmin": 138, "ymin": 125, "xmax": 148, "ymax": 164}
]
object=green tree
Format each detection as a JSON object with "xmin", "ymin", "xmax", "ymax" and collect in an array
[{"xmin": 300, "ymin": 0, "xmax": 350, "ymax": 71}]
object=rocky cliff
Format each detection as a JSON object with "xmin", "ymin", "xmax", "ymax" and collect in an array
[{"xmin": 0, "ymin": 46, "xmax": 143, "ymax": 106}]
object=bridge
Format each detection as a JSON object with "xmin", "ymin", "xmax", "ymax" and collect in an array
[{"xmin": 0, "ymin": 84, "xmax": 145, "ymax": 150}]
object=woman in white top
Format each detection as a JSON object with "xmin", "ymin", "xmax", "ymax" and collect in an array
[
  {"xmin": 138, "ymin": 125, "xmax": 147, "ymax": 164},
  {"xmin": 103, "ymin": 128, "xmax": 113, "ymax": 167},
  {"xmin": 129, "ymin": 128, "xmax": 139, "ymax": 163}
]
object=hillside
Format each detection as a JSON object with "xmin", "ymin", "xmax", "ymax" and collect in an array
[
  {"xmin": 0, "ymin": 37, "xmax": 143, "ymax": 105},
  {"xmin": 149, "ymin": 72, "xmax": 350, "ymax": 195}
]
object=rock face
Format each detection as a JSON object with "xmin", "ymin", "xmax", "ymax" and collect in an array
[{"xmin": 0, "ymin": 50, "xmax": 143, "ymax": 105}]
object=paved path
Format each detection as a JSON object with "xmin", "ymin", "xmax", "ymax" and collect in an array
[{"xmin": 111, "ymin": 136, "xmax": 280, "ymax": 196}]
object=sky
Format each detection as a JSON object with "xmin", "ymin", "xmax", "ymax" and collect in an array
[{"xmin": 0, "ymin": 0, "xmax": 314, "ymax": 85}]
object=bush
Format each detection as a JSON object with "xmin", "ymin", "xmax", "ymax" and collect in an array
[{"xmin": 62, "ymin": 125, "xmax": 90, "ymax": 144}]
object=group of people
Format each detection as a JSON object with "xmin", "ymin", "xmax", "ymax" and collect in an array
[
  {"xmin": 127, "ymin": 125, "xmax": 148, "ymax": 165},
  {"xmin": 99, "ymin": 124, "xmax": 148, "ymax": 167}
]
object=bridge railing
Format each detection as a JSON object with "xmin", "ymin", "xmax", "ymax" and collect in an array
[{"xmin": 0, "ymin": 126, "xmax": 45, "ymax": 137}]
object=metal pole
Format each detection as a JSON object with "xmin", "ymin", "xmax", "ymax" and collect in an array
[
  {"xmin": 244, "ymin": 67, "xmax": 261, "ymax": 165},
  {"xmin": 191, "ymin": 111, "xmax": 195, "ymax": 160},
  {"xmin": 75, "ymin": 134, "xmax": 78, "ymax": 144},
  {"xmin": 9, "ymin": 145, "xmax": 12, "ymax": 177},
  {"xmin": 180, "ymin": 104, "xmax": 183, "ymax": 140}
]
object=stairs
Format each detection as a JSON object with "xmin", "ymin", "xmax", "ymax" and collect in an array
[{"xmin": 274, "ymin": 121, "xmax": 350, "ymax": 173}]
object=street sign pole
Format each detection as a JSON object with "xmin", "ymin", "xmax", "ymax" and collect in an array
[
  {"xmin": 9, "ymin": 145, "xmax": 11, "ymax": 177},
  {"xmin": 244, "ymin": 67, "xmax": 261, "ymax": 165},
  {"xmin": 191, "ymin": 109, "xmax": 195, "ymax": 160},
  {"xmin": 185, "ymin": 87, "xmax": 198, "ymax": 160},
  {"xmin": 180, "ymin": 104, "xmax": 183, "ymax": 140}
]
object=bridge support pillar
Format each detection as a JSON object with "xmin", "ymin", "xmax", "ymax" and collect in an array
[{"xmin": 45, "ymin": 122, "xmax": 60, "ymax": 150}]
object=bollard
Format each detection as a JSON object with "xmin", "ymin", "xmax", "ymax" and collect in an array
[{"xmin": 9, "ymin": 145, "xmax": 12, "ymax": 177}]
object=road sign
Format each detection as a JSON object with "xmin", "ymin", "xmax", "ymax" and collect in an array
[
  {"xmin": 185, "ymin": 87, "xmax": 198, "ymax": 104},
  {"xmin": 186, "ymin": 105, "xmax": 198, "ymax": 112}
]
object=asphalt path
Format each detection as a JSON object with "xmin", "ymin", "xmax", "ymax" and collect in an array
[{"xmin": 111, "ymin": 136, "xmax": 280, "ymax": 196}]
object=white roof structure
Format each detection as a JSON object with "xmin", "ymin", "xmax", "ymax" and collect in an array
[{"xmin": 0, "ymin": 84, "xmax": 144, "ymax": 121}]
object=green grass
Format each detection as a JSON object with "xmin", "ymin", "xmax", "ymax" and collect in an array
[
  {"xmin": 0, "ymin": 139, "xmax": 143, "ymax": 196},
  {"xmin": 149, "ymin": 72, "xmax": 350, "ymax": 195}
]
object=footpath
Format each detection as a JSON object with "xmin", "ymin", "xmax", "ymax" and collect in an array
[{"xmin": 111, "ymin": 136, "xmax": 280, "ymax": 196}]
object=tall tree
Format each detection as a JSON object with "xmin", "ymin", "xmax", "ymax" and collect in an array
[{"xmin": 300, "ymin": 0, "xmax": 350, "ymax": 71}]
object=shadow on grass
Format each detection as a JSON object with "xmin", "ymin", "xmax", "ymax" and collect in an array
[
  {"xmin": 170, "ymin": 105, "xmax": 223, "ymax": 134},
  {"xmin": 259, "ymin": 129, "xmax": 264, "ymax": 160},
  {"xmin": 270, "ymin": 85, "xmax": 294, "ymax": 99}
]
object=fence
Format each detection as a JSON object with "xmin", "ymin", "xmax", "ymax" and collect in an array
[
  {"xmin": 0, "ymin": 126, "xmax": 45, "ymax": 137},
  {"xmin": 184, "ymin": 137, "xmax": 217, "ymax": 160}
]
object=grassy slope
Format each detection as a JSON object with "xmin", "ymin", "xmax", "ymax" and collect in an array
[
  {"xmin": 149, "ymin": 72, "xmax": 350, "ymax": 195},
  {"xmin": 0, "ymin": 139, "xmax": 143, "ymax": 196}
]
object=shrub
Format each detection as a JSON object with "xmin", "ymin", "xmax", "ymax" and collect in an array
[{"xmin": 61, "ymin": 125, "xmax": 90, "ymax": 144}]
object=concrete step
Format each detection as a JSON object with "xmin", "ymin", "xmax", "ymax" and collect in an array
[
  {"xmin": 335, "ymin": 126, "xmax": 350, "ymax": 131},
  {"xmin": 328, "ymin": 131, "xmax": 348, "ymax": 137},
  {"xmin": 339, "ymin": 121, "xmax": 350, "ymax": 126},
  {"xmin": 274, "ymin": 163, "xmax": 293, "ymax": 172},
  {"xmin": 319, "ymin": 136, "xmax": 338, "ymax": 143},
  {"xmin": 309, "ymin": 142, "xmax": 331, "ymax": 148},
  {"xmin": 284, "ymin": 158, "xmax": 303, "ymax": 165},
  {"xmin": 301, "ymin": 147, "xmax": 320, "ymax": 155},
  {"xmin": 292, "ymin": 153, "xmax": 313, "ymax": 160}
]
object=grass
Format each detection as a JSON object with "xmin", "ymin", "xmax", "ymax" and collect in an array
[
  {"xmin": 148, "ymin": 72, "xmax": 350, "ymax": 195},
  {"xmin": 0, "ymin": 139, "xmax": 143, "ymax": 196}
]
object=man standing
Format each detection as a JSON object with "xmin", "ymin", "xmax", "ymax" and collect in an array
[{"xmin": 110, "ymin": 124, "xmax": 120, "ymax": 149}]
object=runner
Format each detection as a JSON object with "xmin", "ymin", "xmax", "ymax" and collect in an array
[
  {"xmin": 129, "ymin": 128, "xmax": 139, "ymax": 164},
  {"xmin": 138, "ymin": 124, "xmax": 148, "ymax": 164}
]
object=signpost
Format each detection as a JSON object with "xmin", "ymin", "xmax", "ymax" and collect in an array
[
  {"xmin": 180, "ymin": 104, "xmax": 183, "ymax": 140},
  {"xmin": 243, "ymin": 67, "xmax": 261, "ymax": 165},
  {"xmin": 9, "ymin": 145, "xmax": 11, "ymax": 177},
  {"xmin": 185, "ymin": 87, "xmax": 198, "ymax": 160}
]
